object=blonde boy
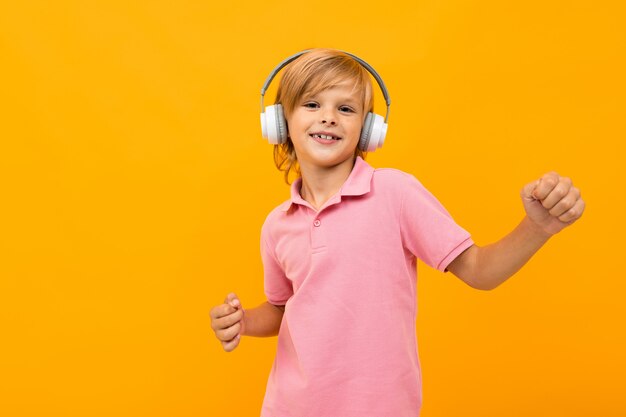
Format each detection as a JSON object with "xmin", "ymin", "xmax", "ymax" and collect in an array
[{"xmin": 210, "ymin": 49, "xmax": 585, "ymax": 416}]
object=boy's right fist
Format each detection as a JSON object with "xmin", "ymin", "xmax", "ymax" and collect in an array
[{"xmin": 210, "ymin": 293, "xmax": 244, "ymax": 352}]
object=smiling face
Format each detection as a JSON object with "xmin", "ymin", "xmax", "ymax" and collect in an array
[
  {"xmin": 286, "ymin": 81, "xmax": 365, "ymax": 173},
  {"xmin": 272, "ymin": 49, "xmax": 374, "ymax": 183}
]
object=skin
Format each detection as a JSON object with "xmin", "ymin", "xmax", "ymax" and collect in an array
[
  {"xmin": 446, "ymin": 172, "xmax": 585, "ymax": 290},
  {"xmin": 210, "ymin": 84, "xmax": 586, "ymax": 352},
  {"xmin": 286, "ymin": 81, "xmax": 366, "ymax": 210}
]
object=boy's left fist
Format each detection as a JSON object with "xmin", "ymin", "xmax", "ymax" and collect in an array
[{"xmin": 521, "ymin": 172, "xmax": 585, "ymax": 236}]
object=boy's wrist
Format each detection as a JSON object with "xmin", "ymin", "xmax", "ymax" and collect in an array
[
  {"xmin": 239, "ymin": 309, "xmax": 247, "ymax": 337},
  {"xmin": 521, "ymin": 215, "xmax": 553, "ymax": 241}
]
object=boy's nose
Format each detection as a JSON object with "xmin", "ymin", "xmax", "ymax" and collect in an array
[
  {"xmin": 321, "ymin": 112, "xmax": 337, "ymax": 125},
  {"xmin": 320, "ymin": 108, "xmax": 337, "ymax": 125}
]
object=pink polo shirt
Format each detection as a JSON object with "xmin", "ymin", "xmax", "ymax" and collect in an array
[{"xmin": 260, "ymin": 157, "xmax": 473, "ymax": 417}]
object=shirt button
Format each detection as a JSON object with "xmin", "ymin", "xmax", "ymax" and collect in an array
[{"xmin": 313, "ymin": 219, "xmax": 321, "ymax": 227}]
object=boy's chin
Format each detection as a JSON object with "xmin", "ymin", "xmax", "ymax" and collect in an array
[{"xmin": 300, "ymin": 154, "xmax": 358, "ymax": 170}]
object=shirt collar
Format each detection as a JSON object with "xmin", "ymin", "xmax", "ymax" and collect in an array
[{"xmin": 281, "ymin": 156, "xmax": 374, "ymax": 212}]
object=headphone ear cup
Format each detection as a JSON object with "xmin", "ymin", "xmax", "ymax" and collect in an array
[
  {"xmin": 365, "ymin": 113, "xmax": 388, "ymax": 152},
  {"xmin": 359, "ymin": 113, "xmax": 387, "ymax": 152},
  {"xmin": 275, "ymin": 104, "xmax": 288, "ymax": 144},
  {"xmin": 261, "ymin": 104, "xmax": 288, "ymax": 145},
  {"xmin": 358, "ymin": 113, "xmax": 375, "ymax": 151}
]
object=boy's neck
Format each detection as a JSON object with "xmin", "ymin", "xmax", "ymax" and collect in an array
[{"xmin": 298, "ymin": 158, "xmax": 356, "ymax": 211}]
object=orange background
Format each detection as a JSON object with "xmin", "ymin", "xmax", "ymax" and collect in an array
[{"xmin": 1, "ymin": 1, "xmax": 625, "ymax": 416}]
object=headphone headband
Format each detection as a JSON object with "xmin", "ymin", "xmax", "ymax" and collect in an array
[{"xmin": 260, "ymin": 49, "xmax": 391, "ymax": 123}]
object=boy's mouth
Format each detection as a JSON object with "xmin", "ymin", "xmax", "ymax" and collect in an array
[{"xmin": 309, "ymin": 133, "xmax": 341, "ymax": 141}]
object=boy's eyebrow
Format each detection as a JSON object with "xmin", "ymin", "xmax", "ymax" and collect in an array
[
  {"xmin": 338, "ymin": 97, "xmax": 363, "ymax": 109},
  {"xmin": 341, "ymin": 97, "xmax": 360, "ymax": 106},
  {"xmin": 301, "ymin": 93, "xmax": 361, "ymax": 106}
]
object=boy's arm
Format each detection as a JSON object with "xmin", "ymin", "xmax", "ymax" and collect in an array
[
  {"xmin": 241, "ymin": 301, "xmax": 285, "ymax": 337},
  {"xmin": 447, "ymin": 172, "xmax": 585, "ymax": 290}
]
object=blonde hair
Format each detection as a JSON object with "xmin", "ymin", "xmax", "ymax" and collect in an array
[{"xmin": 272, "ymin": 49, "xmax": 374, "ymax": 184}]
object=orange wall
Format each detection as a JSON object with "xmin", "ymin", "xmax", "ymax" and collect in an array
[{"xmin": 1, "ymin": 1, "xmax": 625, "ymax": 416}]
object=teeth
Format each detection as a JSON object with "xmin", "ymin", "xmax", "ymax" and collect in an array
[{"xmin": 312, "ymin": 134, "xmax": 338, "ymax": 140}]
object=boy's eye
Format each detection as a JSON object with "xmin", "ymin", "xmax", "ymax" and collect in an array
[
  {"xmin": 303, "ymin": 102, "xmax": 319, "ymax": 108},
  {"xmin": 339, "ymin": 106, "xmax": 355, "ymax": 113}
]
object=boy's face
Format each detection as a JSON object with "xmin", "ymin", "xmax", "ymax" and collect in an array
[{"xmin": 286, "ymin": 81, "xmax": 364, "ymax": 173}]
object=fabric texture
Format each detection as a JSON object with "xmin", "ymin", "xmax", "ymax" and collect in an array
[{"xmin": 260, "ymin": 157, "xmax": 473, "ymax": 417}]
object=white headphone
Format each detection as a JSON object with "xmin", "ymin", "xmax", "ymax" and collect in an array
[{"xmin": 260, "ymin": 50, "xmax": 391, "ymax": 152}]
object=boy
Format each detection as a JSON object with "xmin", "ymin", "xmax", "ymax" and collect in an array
[{"xmin": 210, "ymin": 49, "xmax": 585, "ymax": 416}]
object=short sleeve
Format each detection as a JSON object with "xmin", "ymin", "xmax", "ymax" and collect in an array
[
  {"xmin": 261, "ymin": 225, "xmax": 293, "ymax": 305},
  {"xmin": 399, "ymin": 174, "xmax": 474, "ymax": 272}
]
